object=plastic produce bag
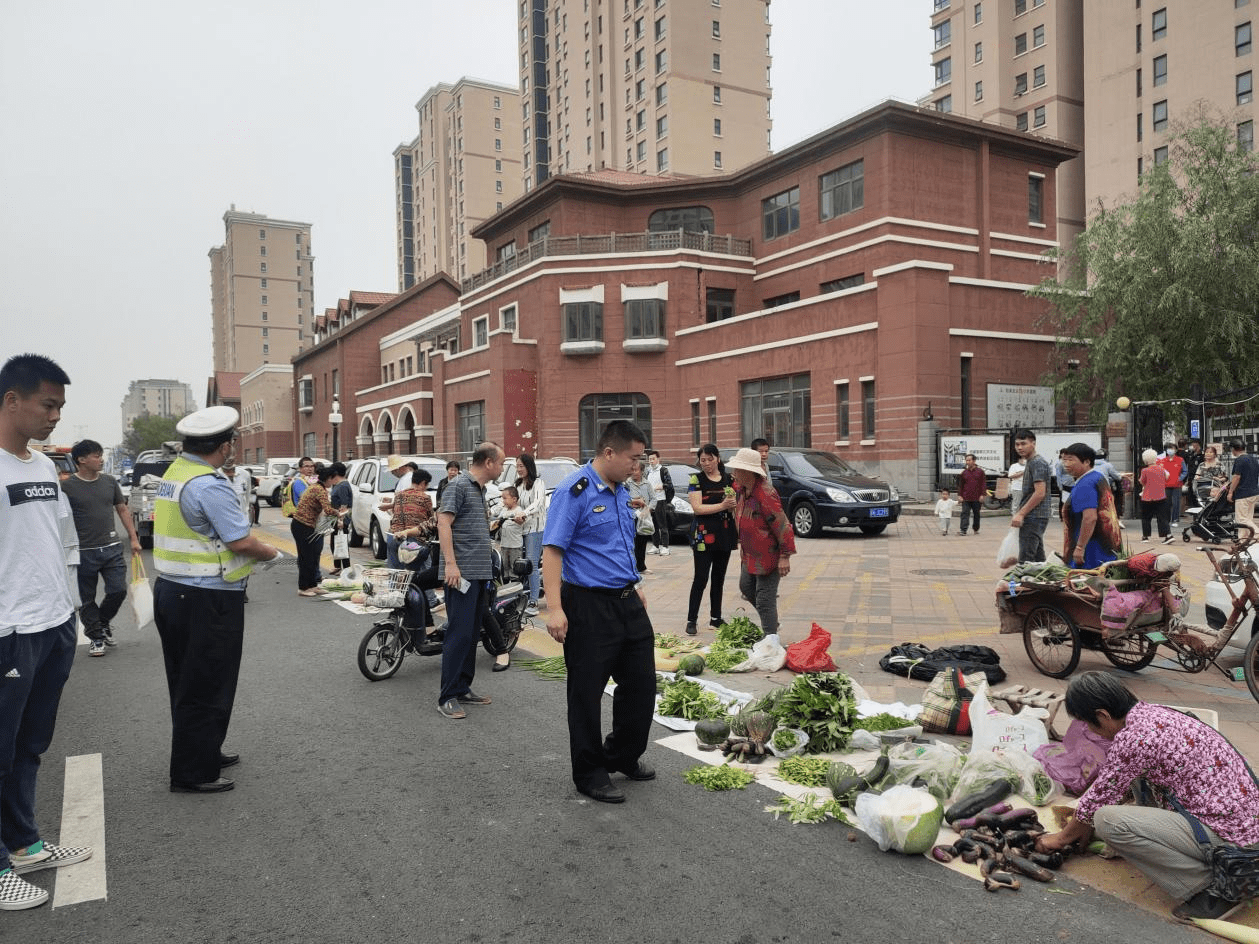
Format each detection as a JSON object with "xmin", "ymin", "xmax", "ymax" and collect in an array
[
  {"xmin": 968, "ymin": 681, "xmax": 1051, "ymax": 756},
  {"xmin": 130, "ymin": 556, "xmax": 154, "ymax": 630},
  {"xmin": 885, "ymin": 740, "xmax": 966, "ymax": 801},
  {"xmin": 854, "ymin": 785, "xmax": 945, "ymax": 854},
  {"xmin": 996, "ymin": 528, "xmax": 1020, "ymax": 569},
  {"xmin": 1033, "ymin": 719, "xmax": 1112, "ymax": 796},
  {"xmin": 727, "ymin": 635, "xmax": 787, "ymax": 673},
  {"xmin": 951, "ymin": 747, "xmax": 1061, "ymax": 807},
  {"xmin": 784, "ymin": 622, "xmax": 837, "ymax": 673}
]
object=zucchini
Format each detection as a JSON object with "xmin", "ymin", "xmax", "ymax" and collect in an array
[
  {"xmin": 863, "ymin": 754, "xmax": 890, "ymax": 788},
  {"xmin": 944, "ymin": 780, "xmax": 1015, "ymax": 824}
]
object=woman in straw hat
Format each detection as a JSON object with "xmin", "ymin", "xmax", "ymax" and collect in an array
[{"xmin": 726, "ymin": 447, "xmax": 795, "ymax": 645}]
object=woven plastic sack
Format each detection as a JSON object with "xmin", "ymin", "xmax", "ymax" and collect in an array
[{"xmin": 784, "ymin": 622, "xmax": 836, "ymax": 673}]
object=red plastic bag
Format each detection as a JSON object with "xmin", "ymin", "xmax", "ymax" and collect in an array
[{"xmin": 785, "ymin": 622, "xmax": 837, "ymax": 673}]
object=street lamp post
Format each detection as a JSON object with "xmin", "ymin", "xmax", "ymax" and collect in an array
[{"xmin": 329, "ymin": 399, "xmax": 342, "ymax": 461}]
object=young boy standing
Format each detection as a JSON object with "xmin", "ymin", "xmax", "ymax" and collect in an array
[
  {"xmin": 935, "ymin": 488, "xmax": 958, "ymax": 535},
  {"xmin": 494, "ymin": 486, "xmax": 525, "ymax": 576}
]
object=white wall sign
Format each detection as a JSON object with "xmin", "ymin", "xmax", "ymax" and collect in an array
[
  {"xmin": 940, "ymin": 435, "xmax": 1007, "ymax": 475},
  {"xmin": 987, "ymin": 384, "xmax": 1056, "ymax": 429}
]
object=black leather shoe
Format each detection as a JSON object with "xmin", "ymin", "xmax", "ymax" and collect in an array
[
  {"xmin": 577, "ymin": 782, "xmax": 625, "ymax": 804},
  {"xmin": 170, "ymin": 777, "xmax": 235, "ymax": 793},
  {"xmin": 219, "ymin": 753, "xmax": 240, "ymax": 769},
  {"xmin": 619, "ymin": 760, "xmax": 656, "ymax": 781},
  {"xmin": 492, "ymin": 659, "xmax": 510, "ymax": 672}
]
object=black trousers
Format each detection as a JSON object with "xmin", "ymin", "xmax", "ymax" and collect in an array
[
  {"xmin": 290, "ymin": 518, "xmax": 324, "ymax": 590},
  {"xmin": 561, "ymin": 584, "xmax": 656, "ymax": 791},
  {"xmin": 960, "ymin": 500, "xmax": 982, "ymax": 533},
  {"xmin": 153, "ymin": 578, "xmax": 245, "ymax": 785},
  {"xmin": 687, "ymin": 545, "xmax": 732, "ymax": 623},
  {"xmin": 1141, "ymin": 497, "xmax": 1170, "ymax": 539}
]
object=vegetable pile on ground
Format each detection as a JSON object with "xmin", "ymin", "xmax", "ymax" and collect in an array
[
  {"xmin": 766, "ymin": 672, "xmax": 858, "ymax": 754},
  {"xmin": 764, "ymin": 794, "xmax": 852, "ymax": 825},
  {"xmin": 852, "ymin": 713, "xmax": 916, "ymax": 732},
  {"xmin": 775, "ymin": 755, "xmax": 830, "ymax": 787},
  {"xmin": 516, "ymin": 656, "xmax": 566, "ymax": 680},
  {"xmin": 700, "ymin": 615, "xmax": 762, "ymax": 674},
  {"xmin": 933, "ymin": 791, "xmax": 1066, "ymax": 892},
  {"xmin": 656, "ymin": 671, "xmax": 737, "ymax": 720},
  {"xmin": 683, "ymin": 763, "xmax": 755, "ymax": 791}
]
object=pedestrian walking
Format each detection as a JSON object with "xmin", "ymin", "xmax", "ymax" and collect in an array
[
  {"xmin": 1007, "ymin": 456, "xmax": 1025, "ymax": 509},
  {"xmin": 1226, "ymin": 438, "xmax": 1259, "ymax": 539},
  {"xmin": 151, "ymin": 405, "xmax": 281, "ymax": 793},
  {"xmin": 221, "ymin": 459, "xmax": 252, "ymax": 519},
  {"xmin": 0, "ymin": 354, "xmax": 93, "ymax": 911},
  {"xmin": 626, "ymin": 459, "xmax": 655, "ymax": 574},
  {"xmin": 61, "ymin": 438, "xmax": 142, "ymax": 656},
  {"xmin": 645, "ymin": 450, "xmax": 674, "ymax": 556},
  {"xmin": 435, "ymin": 442, "xmax": 504, "ymax": 720},
  {"xmin": 326, "ymin": 462, "xmax": 353, "ymax": 575},
  {"xmin": 728, "ymin": 447, "xmax": 794, "ymax": 643},
  {"xmin": 514, "ymin": 454, "xmax": 546, "ymax": 615},
  {"xmin": 1138, "ymin": 448, "xmax": 1172, "ymax": 543},
  {"xmin": 1194, "ymin": 443, "xmax": 1228, "ymax": 501},
  {"xmin": 934, "ymin": 488, "xmax": 957, "ymax": 535},
  {"xmin": 1158, "ymin": 442, "xmax": 1186, "ymax": 526},
  {"xmin": 684, "ymin": 443, "xmax": 738, "ymax": 635},
  {"xmin": 542, "ymin": 420, "xmax": 657, "ymax": 804},
  {"xmin": 957, "ymin": 453, "xmax": 986, "ymax": 534},
  {"xmin": 1009, "ymin": 429, "xmax": 1052, "ymax": 563}
]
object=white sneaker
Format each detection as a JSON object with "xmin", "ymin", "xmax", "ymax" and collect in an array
[
  {"xmin": 0, "ymin": 869, "xmax": 47, "ymax": 910},
  {"xmin": 11, "ymin": 840, "xmax": 93, "ymax": 874},
  {"xmin": 89, "ymin": 639, "xmax": 106, "ymax": 657},
  {"xmin": 659, "ymin": 546, "xmax": 670, "ymax": 556}
]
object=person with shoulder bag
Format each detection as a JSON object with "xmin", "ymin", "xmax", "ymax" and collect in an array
[{"xmin": 684, "ymin": 443, "xmax": 737, "ymax": 635}]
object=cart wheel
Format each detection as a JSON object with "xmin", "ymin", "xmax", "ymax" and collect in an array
[
  {"xmin": 1023, "ymin": 605, "xmax": 1082, "ymax": 679},
  {"xmin": 1182, "ymin": 530, "xmax": 1192, "ymax": 543},
  {"xmin": 1100, "ymin": 632, "xmax": 1159, "ymax": 672},
  {"xmin": 1245, "ymin": 631, "xmax": 1259, "ymax": 706}
]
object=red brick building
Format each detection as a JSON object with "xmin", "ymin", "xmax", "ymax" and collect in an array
[{"xmin": 296, "ymin": 102, "xmax": 1077, "ymax": 497}]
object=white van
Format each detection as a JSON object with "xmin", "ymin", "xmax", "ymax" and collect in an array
[{"xmin": 257, "ymin": 457, "xmax": 301, "ymax": 506}]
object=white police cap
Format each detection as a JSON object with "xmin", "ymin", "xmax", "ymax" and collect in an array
[{"xmin": 176, "ymin": 405, "xmax": 240, "ymax": 438}]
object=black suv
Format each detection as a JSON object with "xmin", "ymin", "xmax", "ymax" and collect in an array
[{"xmin": 763, "ymin": 449, "xmax": 901, "ymax": 538}]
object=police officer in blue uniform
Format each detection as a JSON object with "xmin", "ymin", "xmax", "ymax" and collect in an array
[{"xmin": 543, "ymin": 420, "xmax": 656, "ymax": 804}]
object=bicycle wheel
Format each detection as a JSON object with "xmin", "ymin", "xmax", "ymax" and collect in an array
[
  {"xmin": 1245, "ymin": 631, "xmax": 1259, "ymax": 705},
  {"xmin": 358, "ymin": 622, "xmax": 406, "ymax": 681},
  {"xmin": 1100, "ymin": 632, "xmax": 1159, "ymax": 672},
  {"xmin": 1023, "ymin": 605, "xmax": 1081, "ymax": 678}
]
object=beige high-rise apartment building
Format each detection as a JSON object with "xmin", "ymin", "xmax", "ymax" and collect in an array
[
  {"xmin": 928, "ymin": 0, "xmax": 1085, "ymax": 250},
  {"xmin": 1084, "ymin": 3, "xmax": 1256, "ymax": 208},
  {"xmin": 210, "ymin": 208, "xmax": 314, "ymax": 371},
  {"xmin": 517, "ymin": 0, "xmax": 772, "ymax": 189},
  {"xmin": 394, "ymin": 78, "xmax": 523, "ymax": 289},
  {"xmin": 120, "ymin": 379, "xmax": 197, "ymax": 433}
]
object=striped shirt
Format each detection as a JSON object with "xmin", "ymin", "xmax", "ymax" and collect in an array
[{"xmin": 437, "ymin": 471, "xmax": 493, "ymax": 580}]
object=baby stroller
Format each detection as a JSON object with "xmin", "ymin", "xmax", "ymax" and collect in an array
[{"xmin": 1182, "ymin": 481, "xmax": 1236, "ymax": 544}]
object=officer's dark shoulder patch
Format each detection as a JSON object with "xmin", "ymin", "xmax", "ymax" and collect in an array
[{"xmin": 569, "ymin": 476, "xmax": 589, "ymax": 496}]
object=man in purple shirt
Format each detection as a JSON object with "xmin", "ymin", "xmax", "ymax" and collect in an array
[{"xmin": 1037, "ymin": 672, "xmax": 1259, "ymax": 922}]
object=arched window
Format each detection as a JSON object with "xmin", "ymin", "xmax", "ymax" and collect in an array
[
  {"xmin": 647, "ymin": 206, "xmax": 715, "ymax": 234},
  {"xmin": 578, "ymin": 393, "xmax": 652, "ymax": 459}
]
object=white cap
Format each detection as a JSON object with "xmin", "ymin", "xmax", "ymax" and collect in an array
[{"xmin": 176, "ymin": 405, "xmax": 239, "ymax": 438}]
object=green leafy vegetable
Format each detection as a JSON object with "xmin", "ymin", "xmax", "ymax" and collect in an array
[
  {"xmin": 763, "ymin": 794, "xmax": 853, "ymax": 825},
  {"xmin": 852, "ymin": 713, "xmax": 916, "ymax": 732},
  {"xmin": 775, "ymin": 755, "xmax": 830, "ymax": 787},
  {"xmin": 704, "ymin": 647, "xmax": 749, "ymax": 673},
  {"xmin": 771, "ymin": 672, "xmax": 857, "ymax": 754},
  {"xmin": 657, "ymin": 672, "xmax": 736, "ymax": 720},
  {"xmin": 714, "ymin": 615, "xmax": 763, "ymax": 649},
  {"xmin": 771, "ymin": 728, "xmax": 799, "ymax": 751},
  {"xmin": 683, "ymin": 763, "xmax": 756, "ymax": 791}
]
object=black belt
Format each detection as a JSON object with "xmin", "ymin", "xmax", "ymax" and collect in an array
[{"xmin": 568, "ymin": 582, "xmax": 638, "ymax": 599}]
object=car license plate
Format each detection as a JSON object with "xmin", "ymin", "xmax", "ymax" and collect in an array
[{"xmin": 870, "ymin": 507, "xmax": 889, "ymax": 518}]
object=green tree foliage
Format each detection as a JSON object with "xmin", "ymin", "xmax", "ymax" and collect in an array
[
  {"xmin": 1031, "ymin": 118, "xmax": 1259, "ymax": 419},
  {"xmin": 122, "ymin": 414, "xmax": 182, "ymax": 458}
]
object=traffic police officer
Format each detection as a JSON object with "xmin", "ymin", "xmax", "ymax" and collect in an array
[
  {"xmin": 152, "ymin": 406, "xmax": 280, "ymax": 793},
  {"xmin": 543, "ymin": 420, "xmax": 656, "ymax": 804}
]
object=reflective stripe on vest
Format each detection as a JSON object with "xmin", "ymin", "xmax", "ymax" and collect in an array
[{"xmin": 153, "ymin": 455, "xmax": 254, "ymax": 583}]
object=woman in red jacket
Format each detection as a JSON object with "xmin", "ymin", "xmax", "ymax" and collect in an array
[{"xmin": 727, "ymin": 448, "xmax": 795, "ymax": 645}]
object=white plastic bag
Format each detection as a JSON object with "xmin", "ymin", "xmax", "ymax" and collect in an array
[
  {"xmin": 854, "ymin": 785, "xmax": 945, "ymax": 854},
  {"xmin": 130, "ymin": 556, "xmax": 154, "ymax": 630},
  {"xmin": 996, "ymin": 527, "xmax": 1020, "ymax": 569},
  {"xmin": 969, "ymin": 681, "xmax": 1051, "ymax": 756},
  {"xmin": 332, "ymin": 532, "xmax": 349, "ymax": 558},
  {"xmin": 727, "ymin": 635, "xmax": 787, "ymax": 673}
]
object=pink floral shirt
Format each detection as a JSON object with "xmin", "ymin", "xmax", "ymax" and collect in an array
[{"xmin": 1075, "ymin": 702, "xmax": 1259, "ymax": 845}]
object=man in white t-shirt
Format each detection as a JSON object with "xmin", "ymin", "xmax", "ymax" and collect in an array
[
  {"xmin": 0, "ymin": 354, "xmax": 93, "ymax": 911},
  {"xmin": 1008, "ymin": 458, "xmax": 1025, "ymax": 505}
]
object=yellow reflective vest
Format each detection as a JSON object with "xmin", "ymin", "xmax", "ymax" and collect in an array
[{"xmin": 153, "ymin": 455, "xmax": 253, "ymax": 583}]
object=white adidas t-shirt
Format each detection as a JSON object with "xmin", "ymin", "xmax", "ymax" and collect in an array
[{"xmin": 0, "ymin": 448, "xmax": 75, "ymax": 635}]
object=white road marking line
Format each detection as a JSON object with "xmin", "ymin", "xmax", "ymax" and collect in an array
[{"xmin": 53, "ymin": 753, "xmax": 107, "ymax": 907}]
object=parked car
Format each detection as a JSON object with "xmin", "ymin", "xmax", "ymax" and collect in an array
[
  {"xmin": 257, "ymin": 457, "xmax": 301, "ymax": 506},
  {"xmin": 347, "ymin": 455, "xmax": 448, "ymax": 559},
  {"xmin": 1201, "ymin": 550, "xmax": 1259, "ymax": 655},
  {"xmin": 486, "ymin": 456, "xmax": 581, "ymax": 517},
  {"xmin": 127, "ymin": 445, "xmax": 181, "ymax": 549},
  {"xmin": 660, "ymin": 462, "xmax": 699, "ymax": 543},
  {"xmin": 735, "ymin": 448, "xmax": 901, "ymax": 538}
]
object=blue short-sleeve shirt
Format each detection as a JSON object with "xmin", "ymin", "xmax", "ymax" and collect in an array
[{"xmin": 543, "ymin": 461, "xmax": 640, "ymax": 588}]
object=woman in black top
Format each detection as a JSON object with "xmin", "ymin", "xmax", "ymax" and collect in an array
[{"xmin": 685, "ymin": 443, "xmax": 738, "ymax": 635}]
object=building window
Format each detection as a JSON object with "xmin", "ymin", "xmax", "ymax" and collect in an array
[
  {"xmin": 299, "ymin": 378, "xmax": 313, "ymax": 408},
  {"xmin": 819, "ymin": 159, "xmax": 864, "ymax": 221},
  {"xmin": 1017, "ymin": 112, "xmax": 1029, "ymax": 131},
  {"xmin": 934, "ymin": 0, "xmax": 949, "ymax": 9},
  {"xmin": 1033, "ymin": 64, "xmax": 1046, "ymax": 88},
  {"xmin": 707, "ymin": 400, "xmax": 718, "ymax": 444},
  {"xmin": 821, "ymin": 274, "xmax": 865, "ymax": 293},
  {"xmin": 474, "ymin": 316, "xmax": 489, "ymax": 348},
  {"xmin": 712, "ymin": 53, "xmax": 721, "ymax": 71},
  {"xmin": 1015, "ymin": 0, "xmax": 1026, "ymax": 13},
  {"xmin": 649, "ymin": 206, "xmax": 715, "ymax": 233},
  {"xmin": 1153, "ymin": 53, "xmax": 1167, "ymax": 86},
  {"xmin": 495, "ymin": 180, "xmax": 503, "ymax": 193},
  {"xmin": 260, "ymin": 262, "xmax": 267, "ymax": 272},
  {"xmin": 1033, "ymin": 23, "xmax": 1045, "ymax": 47},
  {"xmin": 974, "ymin": 2, "xmax": 982, "ymax": 24},
  {"xmin": 1015, "ymin": 32, "xmax": 1027, "ymax": 55},
  {"xmin": 763, "ymin": 292, "xmax": 801, "ymax": 310},
  {"xmin": 656, "ymin": 82, "xmax": 667, "ymax": 104},
  {"xmin": 934, "ymin": 57, "xmax": 951, "ymax": 87},
  {"xmin": 260, "ymin": 278, "xmax": 267, "ymax": 288},
  {"xmin": 936, "ymin": 95, "xmax": 952, "ymax": 113},
  {"xmin": 1015, "ymin": 72, "xmax": 1028, "ymax": 95},
  {"xmin": 691, "ymin": 401, "xmax": 701, "ymax": 447},
  {"xmin": 528, "ymin": 221, "xmax": 550, "ymax": 244},
  {"xmin": 934, "ymin": 20, "xmax": 951, "ymax": 49},
  {"xmin": 655, "ymin": 49, "xmax": 667, "ymax": 72},
  {"xmin": 656, "ymin": 148, "xmax": 668, "ymax": 171},
  {"xmin": 580, "ymin": 394, "xmax": 652, "ymax": 459},
  {"xmin": 1029, "ymin": 175, "xmax": 1044, "ymax": 224},
  {"xmin": 259, "ymin": 245, "xmax": 267, "ymax": 256},
  {"xmin": 1153, "ymin": 98, "xmax": 1168, "ymax": 131},
  {"xmin": 625, "ymin": 299, "xmax": 665, "ymax": 339},
  {"xmin": 740, "ymin": 374, "xmax": 811, "ymax": 448},
  {"xmin": 861, "ymin": 380, "xmax": 876, "ymax": 440},
  {"xmin": 974, "ymin": 41, "xmax": 982, "ymax": 63},
  {"xmin": 762, "ymin": 186, "xmax": 800, "ymax": 240},
  {"xmin": 656, "ymin": 114, "xmax": 668, "ymax": 138},
  {"xmin": 714, "ymin": 117, "xmax": 722, "ymax": 136},
  {"xmin": 1239, "ymin": 71, "xmax": 1254, "ymax": 104},
  {"xmin": 1137, "ymin": 67, "xmax": 1143, "ymax": 97},
  {"xmin": 637, "ymin": 140, "xmax": 647, "ymax": 161},
  {"xmin": 456, "ymin": 401, "xmax": 485, "ymax": 453},
  {"xmin": 1154, "ymin": 145, "xmax": 1169, "ymax": 165},
  {"xmin": 713, "ymin": 85, "xmax": 722, "ymax": 103},
  {"xmin": 960, "ymin": 359, "xmax": 972, "ymax": 429},
  {"xmin": 563, "ymin": 301, "xmax": 603, "ymax": 342},
  {"xmin": 975, "ymin": 80, "xmax": 984, "ymax": 101},
  {"xmin": 1239, "ymin": 22, "xmax": 1253, "ymax": 56},
  {"xmin": 259, "ymin": 228, "xmax": 266, "ymax": 239},
  {"xmin": 1033, "ymin": 105, "xmax": 1046, "ymax": 127},
  {"xmin": 654, "ymin": 15, "xmax": 665, "ymax": 40},
  {"xmin": 706, "ymin": 287, "xmax": 735, "ymax": 322},
  {"xmin": 712, "ymin": 19, "xmax": 720, "ymax": 37},
  {"xmin": 1240, "ymin": 120, "xmax": 1255, "ymax": 152},
  {"xmin": 1137, "ymin": 112, "xmax": 1143, "ymax": 142},
  {"xmin": 261, "ymin": 311, "xmax": 268, "ymax": 321},
  {"xmin": 262, "ymin": 343, "xmax": 269, "ymax": 355},
  {"xmin": 500, "ymin": 304, "xmax": 517, "ymax": 333},
  {"xmin": 714, "ymin": 150, "xmax": 722, "ymax": 168},
  {"xmin": 261, "ymin": 326, "xmax": 269, "ymax": 338},
  {"xmin": 1152, "ymin": 7, "xmax": 1167, "ymax": 41},
  {"xmin": 637, "ymin": 109, "xmax": 646, "ymax": 131},
  {"xmin": 836, "ymin": 382, "xmax": 850, "ymax": 440},
  {"xmin": 636, "ymin": 78, "xmax": 645, "ymax": 101}
]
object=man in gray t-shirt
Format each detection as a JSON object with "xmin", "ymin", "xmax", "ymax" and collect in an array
[
  {"xmin": 435, "ymin": 442, "xmax": 504, "ymax": 719},
  {"xmin": 1010, "ymin": 430, "xmax": 1052, "ymax": 563},
  {"xmin": 61, "ymin": 440, "xmax": 142, "ymax": 654}
]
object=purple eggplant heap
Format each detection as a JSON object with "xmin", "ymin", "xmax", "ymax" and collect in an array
[{"xmin": 931, "ymin": 792, "xmax": 1067, "ymax": 893}]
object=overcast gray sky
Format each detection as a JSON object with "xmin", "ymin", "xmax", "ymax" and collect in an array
[{"xmin": 1, "ymin": 1, "xmax": 929, "ymax": 447}]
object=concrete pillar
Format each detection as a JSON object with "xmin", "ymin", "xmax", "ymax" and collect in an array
[{"xmin": 918, "ymin": 419, "xmax": 940, "ymax": 501}]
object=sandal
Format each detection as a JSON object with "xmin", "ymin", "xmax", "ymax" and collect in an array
[{"xmin": 298, "ymin": 589, "xmax": 319, "ymax": 597}]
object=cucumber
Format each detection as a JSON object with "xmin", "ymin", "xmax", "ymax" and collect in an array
[
  {"xmin": 944, "ymin": 780, "xmax": 1015, "ymax": 824},
  {"xmin": 863, "ymin": 754, "xmax": 890, "ymax": 789}
]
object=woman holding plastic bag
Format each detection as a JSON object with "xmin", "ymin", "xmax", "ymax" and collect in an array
[{"xmin": 727, "ymin": 447, "xmax": 794, "ymax": 645}]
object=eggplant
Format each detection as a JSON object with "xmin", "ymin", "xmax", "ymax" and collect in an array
[
  {"xmin": 930, "ymin": 845, "xmax": 956, "ymax": 863},
  {"xmin": 983, "ymin": 871, "xmax": 1021, "ymax": 892},
  {"xmin": 1028, "ymin": 851, "xmax": 1063, "ymax": 870},
  {"xmin": 1006, "ymin": 855, "xmax": 1055, "ymax": 883},
  {"xmin": 944, "ymin": 781, "xmax": 1015, "ymax": 824}
]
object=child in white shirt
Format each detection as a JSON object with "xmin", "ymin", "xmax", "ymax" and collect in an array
[
  {"xmin": 935, "ymin": 488, "xmax": 958, "ymax": 535},
  {"xmin": 493, "ymin": 486, "xmax": 525, "ymax": 576}
]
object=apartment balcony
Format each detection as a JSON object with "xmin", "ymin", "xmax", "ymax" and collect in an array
[{"xmin": 462, "ymin": 230, "xmax": 754, "ymax": 292}]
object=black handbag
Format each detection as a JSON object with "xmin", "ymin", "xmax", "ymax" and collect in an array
[{"xmin": 1169, "ymin": 752, "xmax": 1259, "ymax": 903}]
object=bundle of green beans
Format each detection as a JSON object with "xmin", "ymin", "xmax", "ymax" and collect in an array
[{"xmin": 516, "ymin": 656, "xmax": 567, "ymax": 680}]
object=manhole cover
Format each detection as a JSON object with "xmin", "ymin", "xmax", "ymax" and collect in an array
[{"xmin": 910, "ymin": 568, "xmax": 971, "ymax": 577}]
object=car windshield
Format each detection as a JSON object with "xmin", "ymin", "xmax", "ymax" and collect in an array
[
  {"xmin": 270, "ymin": 462, "xmax": 293, "ymax": 477},
  {"xmin": 782, "ymin": 451, "xmax": 859, "ymax": 479},
  {"xmin": 536, "ymin": 461, "xmax": 578, "ymax": 489}
]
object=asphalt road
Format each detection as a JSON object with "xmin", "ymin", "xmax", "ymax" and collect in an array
[{"xmin": 20, "ymin": 545, "xmax": 1215, "ymax": 943}]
